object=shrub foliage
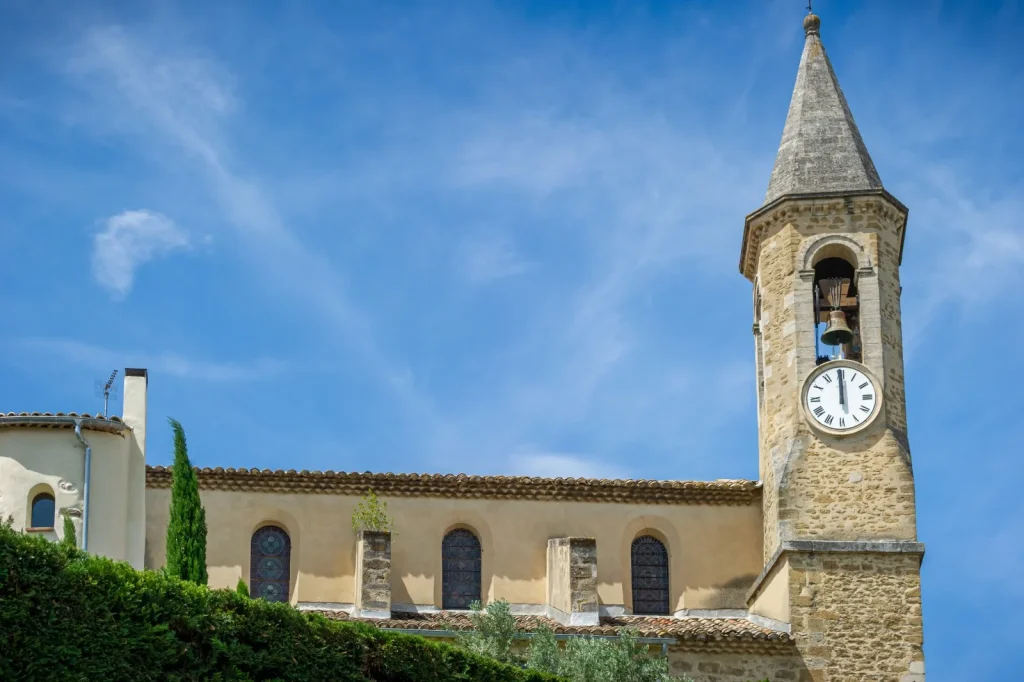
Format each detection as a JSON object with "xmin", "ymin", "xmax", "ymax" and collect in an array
[
  {"xmin": 60, "ymin": 514, "xmax": 77, "ymax": 550},
  {"xmin": 0, "ymin": 524, "xmax": 558, "ymax": 682},
  {"xmin": 461, "ymin": 600, "xmax": 688, "ymax": 682},
  {"xmin": 351, "ymin": 489, "xmax": 396, "ymax": 534}
]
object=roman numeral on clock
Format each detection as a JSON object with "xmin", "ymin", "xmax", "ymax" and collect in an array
[
  {"xmin": 813, "ymin": 406, "xmax": 825, "ymax": 417},
  {"xmin": 862, "ymin": 394, "xmax": 873, "ymax": 401},
  {"xmin": 839, "ymin": 418, "xmax": 846, "ymax": 427},
  {"xmin": 822, "ymin": 374, "xmax": 833, "ymax": 383},
  {"xmin": 824, "ymin": 414, "xmax": 834, "ymax": 425},
  {"xmin": 859, "ymin": 382, "xmax": 868, "ymax": 389},
  {"xmin": 860, "ymin": 405, "xmax": 870, "ymax": 413},
  {"xmin": 809, "ymin": 396, "xmax": 821, "ymax": 403}
]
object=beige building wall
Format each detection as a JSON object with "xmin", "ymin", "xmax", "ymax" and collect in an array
[
  {"xmin": 0, "ymin": 425, "xmax": 145, "ymax": 568},
  {"xmin": 749, "ymin": 556, "xmax": 789, "ymax": 624},
  {"xmin": 0, "ymin": 370, "xmax": 148, "ymax": 569},
  {"xmin": 145, "ymin": 487, "xmax": 763, "ymax": 612}
]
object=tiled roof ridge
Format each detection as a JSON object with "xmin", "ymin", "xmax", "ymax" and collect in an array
[
  {"xmin": 310, "ymin": 610, "xmax": 793, "ymax": 651},
  {"xmin": 0, "ymin": 413, "xmax": 127, "ymax": 434},
  {"xmin": 145, "ymin": 466, "xmax": 760, "ymax": 505},
  {"xmin": 1, "ymin": 411, "xmax": 124, "ymax": 422}
]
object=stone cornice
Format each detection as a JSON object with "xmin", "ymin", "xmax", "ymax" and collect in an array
[
  {"xmin": 738, "ymin": 189, "xmax": 909, "ymax": 281},
  {"xmin": 746, "ymin": 539, "xmax": 926, "ymax": 605},
  {"xmin": 145, "ymin": 466, "xmax": 762, "ymax": 506}
]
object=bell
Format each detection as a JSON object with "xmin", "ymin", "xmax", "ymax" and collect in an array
[{"xmin": 820, "ymin": 309, "xmax": 854, "ymax": 347}]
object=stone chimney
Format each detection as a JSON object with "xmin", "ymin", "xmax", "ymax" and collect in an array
[
  {"xmin": 546, "ymin": 537, "xmax": 599, "ymax": 626},
  {"xmin": 355, "ymin": 530, "xmax": 392, "ymax": 619},
  {"xmin": 122, "ymin": 368, "xmax": 148, "ymax": 459}
]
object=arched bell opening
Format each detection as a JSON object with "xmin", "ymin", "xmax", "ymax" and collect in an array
[{"xmin": 813, "ymin": 256, "xmax": 861, "ymax": 364}]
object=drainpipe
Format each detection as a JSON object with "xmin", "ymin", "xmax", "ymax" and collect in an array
[{"xmin": 73, "ymin": 419, "xmax": 92, "ymax": 552}]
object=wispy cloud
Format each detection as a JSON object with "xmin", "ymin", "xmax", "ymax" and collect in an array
[
  {"xmin": 15, "ymin": 338, "xmax": 286, "ymax": 382},
  {"xmin": 503, "ymin": 449, "xmax": 629, "ymax": 480},
  {"xmin": 900, "ymin": 170, "xmax": 1024, "ymax": 353},
  {"xmin": 65, "ymin": 25, "xmax": 442, "ymax": 427},
  {"xmin": 91, "ymin": 209, "xmax": 189, "ymax": 299},
  {"xmin": 59, "ymin": 18, "xmax": 762, "ymax": 476},
  {"xmin": 456, "ymin": 231, "xmax": 532, "ymax": 285}
]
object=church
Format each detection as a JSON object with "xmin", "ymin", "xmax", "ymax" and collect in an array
[{"xmin": 0, "ymin": 13, "xmax": 926, "ymax": 681}]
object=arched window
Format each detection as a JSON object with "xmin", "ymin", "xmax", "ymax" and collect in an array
[
  {"xmin": 30, "ymin": 493, "xmax": 55, "ymax": 529},
  {"xmin": 442, "ymin": 529, "xmax": 481, "ymax": 609},
  {"xmin": 631, "ymin": 535, "xmax": 669, "ymax": 615},
  {"xmin": 250, "ymin": 525, "xmax": 291, "ymax": 602},
  {"xmin": 814, "ymin": 256, "xmax": 861, "ymax": 364}
]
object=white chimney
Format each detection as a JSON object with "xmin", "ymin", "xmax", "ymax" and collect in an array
[
  {"xmin": 122, "ymin": 367, "xmax": 148, "ymax": 569},
  {"xmin": 122, "ymin": 368, "xmax": 148, "ymax": 459}
]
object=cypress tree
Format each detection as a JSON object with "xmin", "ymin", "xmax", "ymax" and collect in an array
[
  {"xmin": 61, "ymin": 514, "xmax": 77, "ymax": 549},
  {"xmin": 165, "ymin": 418, "xmax": 208, "ymax": 585},
  {"xmin": 235, "ymin": 577, "xmax": 250, "ymax": 598}
]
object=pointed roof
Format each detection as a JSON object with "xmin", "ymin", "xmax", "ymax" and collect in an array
[{"xmin": 763, "ymin": 13, "xmax": 883, "ymax": 204}]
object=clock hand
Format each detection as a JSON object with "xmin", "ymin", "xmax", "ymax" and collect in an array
[{"xmin": 837, "ymin": 369, "xmax": 846, "ymax": 410}]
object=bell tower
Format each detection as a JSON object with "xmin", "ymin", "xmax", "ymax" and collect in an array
[{"xmin": 743, "ymin": 13, "xmax": 926, "ymax": 681}]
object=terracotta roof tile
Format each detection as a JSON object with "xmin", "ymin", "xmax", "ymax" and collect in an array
[
  {"xmin": 0, "ymin": 412, "xmax": 126, "ymax": 433},
  {"xmin": 145, "ymin": 467, "xmax": 760, "ymax": 505},
  {"xmin": 310, "ymin": 611, "xmax": 792, "ymax": 652}
]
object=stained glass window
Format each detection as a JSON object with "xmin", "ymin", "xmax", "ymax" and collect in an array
[
  {"xmin": 250, "ymin": 525, "xmax": 290, "ymax": 602},
  {"xmin": 30, "ymin": 493, "xmax": 55, "ymax": 529},
  {"xmin": 442, "ymin": 529, "xmax": 481, "ymax": 609},
  {"xmin": 631, "ymin": 535, "xmax": 669, "ymax": 615}
]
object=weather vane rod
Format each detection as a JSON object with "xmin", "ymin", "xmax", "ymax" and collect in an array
[{"xmin": 807, "ymin": 0, "xmax": 813, "ymax": 13}]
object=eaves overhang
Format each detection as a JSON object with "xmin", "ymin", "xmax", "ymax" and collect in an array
[
  {"xmin": 0, "ymin": 413, "xmax": 128, "ymax": 435},
  {"xmin": 738, "ymin": 188, "xmax": 909, "ymax": 282}
]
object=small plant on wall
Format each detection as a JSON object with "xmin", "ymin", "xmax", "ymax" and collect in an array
[
  {"xmin": 351, "ymin": 489, "xmax": 395, "ymax": 534},
  {"xmin": 60, "ymin": 513, "xmax": 77, "ymax": 549}
]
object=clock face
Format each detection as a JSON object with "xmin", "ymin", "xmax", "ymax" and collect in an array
[{"xmin": 803, "ymin": 362, "xmax": 880, "ymax": 434}]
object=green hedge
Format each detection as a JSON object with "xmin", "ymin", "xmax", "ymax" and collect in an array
[{"xmin": 0, "ymin": 525, "xmax": 559, "ymax": 681}]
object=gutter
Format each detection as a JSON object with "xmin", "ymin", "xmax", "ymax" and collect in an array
[{"xmin": 73, "ymin": 420, "xmax": 91, "ymax": 552}]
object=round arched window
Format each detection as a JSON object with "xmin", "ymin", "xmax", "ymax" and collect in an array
[
  {"xmin": 442, "ymin": 529, "xmax": 481, "ymax": 609},
  {"xmin": 631, "ymin": 535, "xmax": 669, "ymax": 615},
  {"xmin": 250, "ymin": 525, "xmax": 291, "ymax": 602},
  {"xmin": 30, "ymin": 493, "xmax": 55, "ymax": 529}
]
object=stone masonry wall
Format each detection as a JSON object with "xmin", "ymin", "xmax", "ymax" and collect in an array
[
  {"xmin": 567, "ymin": 538, "xmax": 598, "ymax": 618},
  {"xmin": 669, "ymin": 648, "xmax": 807, "ymax": 682},
  {"xmin": 755, "ymin": 216, "xmax": 805, "ymax": 561},
  {"xmin": 782, "ymin": 430, "xmax": 916, "ymax": 543},
  {"xmin": 356, "ymin": 530, "xmax": 391, "ymax": 616},
  {"xmin": 546, "ymin": 537, "xmax": 598, "ymax": 625},
  {"xmin": 788, "ymin": 551, "xmax": 925, "ymax": 681},
  {"xmin": 873, "ymin": 217, "xmax": 909, "ymax": 439},
  {"xmin": 752, "ymin": 197, "xmax": 916, "ymax": 557}
]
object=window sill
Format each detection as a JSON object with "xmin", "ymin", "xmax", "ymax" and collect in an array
[{"xmin": 26, "ymin": 527, "xmax": 55, "ymax": 533}]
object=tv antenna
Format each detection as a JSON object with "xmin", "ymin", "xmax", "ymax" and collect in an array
[{"xmin": 94, "ymin": 370, "xmax": 119, "ymax": 417}]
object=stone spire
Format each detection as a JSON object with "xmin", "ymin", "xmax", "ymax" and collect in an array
[{"xmin": 763, "ymin": 13, "xmax": 883, "ymax": 205}]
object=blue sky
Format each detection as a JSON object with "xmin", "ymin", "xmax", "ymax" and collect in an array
[{"xmin": 1, "ymin": 0, "xmax": 1022, "ymax": 676}]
